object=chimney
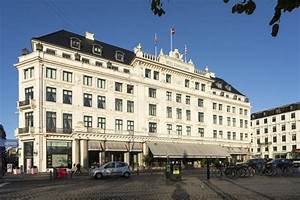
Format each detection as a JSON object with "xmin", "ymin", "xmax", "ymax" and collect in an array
[{"xmin": 85, "ymin": 32, "xmax": 94, "ymax": 40}]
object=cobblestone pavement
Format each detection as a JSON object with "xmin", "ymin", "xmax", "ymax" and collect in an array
[{"xmin": 1, "ymin": 170, "xmax": 300, "ymax": 200}]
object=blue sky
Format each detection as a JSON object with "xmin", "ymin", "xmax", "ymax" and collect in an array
[{"xmin": 0, "ymin": 0, "xmax": 299, "ymax": 139}]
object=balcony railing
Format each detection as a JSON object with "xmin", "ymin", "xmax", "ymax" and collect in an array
[
  {"xmin": 18, "ymin": 127, "xmax": 29, "ymax": 134},
  {"xmin": 18, "ymin": 99, "xmax": 30, "ymax": 107},
  {"xmin": 18, "ymin": 99, "xmax": 35, "ymax": 110},
  {"xmin": 46, "ymin": 128, "xmax": 73, "ymax": 134}
]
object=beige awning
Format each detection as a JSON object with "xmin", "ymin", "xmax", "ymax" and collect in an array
[
  {"xmin": 147, "ymin": 142, "xmax": 230, "ymax": 158},
  {"xmin": 105, "ymin": 141, "xmax": 128, "ymax": 151},
  {"xmin": 227, "ymin": 147, "xmax": 249, "ymax": 155},
  {"xmin": 88, "ymin": 140, "xmax": 103, "ymax": 151},
  {"xmin": 129, "ymin": 142, "xmax": 143, "ymax": 152}
]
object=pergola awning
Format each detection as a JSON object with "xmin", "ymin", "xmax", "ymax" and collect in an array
[{"xmin": 147, "ymin": 142, "xmax": 230, "ymax": 159}]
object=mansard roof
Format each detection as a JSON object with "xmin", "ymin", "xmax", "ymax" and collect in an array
[
  {"xmin": 32, "ymin": 30, "xmax": 135, "ymax": 65},
  {"xmin": 211, "ymin": 77, "xmax": 244, "ymax": 96}
]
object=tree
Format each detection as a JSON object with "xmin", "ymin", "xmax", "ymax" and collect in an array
[
  {"xmin": 150, "ymin": 0, "xmax": 300, "ymax": 37},
  {"xmin": 0, "ymin": 124, "xmax": 7, "ymax": 177}
]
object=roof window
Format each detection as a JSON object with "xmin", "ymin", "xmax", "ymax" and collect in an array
[
  {"xmin": 70, "ymin": 37, "xmax": 81, "ymax": 50},
  {"xmin": 115, "ymin": 51, "xmax": 125, "ymax": 62},
  {"xmin": 93, "ymin": 45, "xmax": 102, "ymax": 56}
]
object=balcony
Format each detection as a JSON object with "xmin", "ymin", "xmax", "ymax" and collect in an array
[
  {"xmin": 46, "ymin": 128, "xmax": 73, "ymax": 134},
  {"xmin": 18, "ymin": 127, "xmax": 34, "ymax": 134},
  {"xmin": 18, "ymin": 99, "xmax": 35, "ymax": 110}
]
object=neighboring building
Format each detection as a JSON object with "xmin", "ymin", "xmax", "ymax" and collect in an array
[
  {"xmin": 15, "ymin": 30, "xmax": 251, "ymax": 172},
  {"xmin": 251, "ymin": 102, "xmax": 300, "ymax": 159}
]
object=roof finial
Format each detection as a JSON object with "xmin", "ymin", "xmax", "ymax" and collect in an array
[{"xmin": 205, "ymin": 65, "xmax": 209, "ymax": 72}]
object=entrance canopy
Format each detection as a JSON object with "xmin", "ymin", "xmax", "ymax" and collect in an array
[
  {"xmin": 227, "ymin": 147, "xmax": 249, "ymax": 155},
  {"xmin": 147, "ymin": 142, "xmax": 230, "ymax": 159}
]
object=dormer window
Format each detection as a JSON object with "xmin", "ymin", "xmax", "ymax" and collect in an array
[
  {"xmin": 70, "ymin": 37, "xmax": 81, "ymax": 50},
  {"xmin": 216, "ymin": 82, "xmax": 222, "ymax": 89},
  {"xmin": 93, "ymin": 45, "xmax": 102, "ymax": 55},
  {"xmin": 115, "ymin": 51, "xmax": 125, "ymax": 62}
]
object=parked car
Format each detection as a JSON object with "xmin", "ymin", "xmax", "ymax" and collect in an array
[
  {"xmin": 245, "ymin": 158, "xmax": 270, "ymax": 173},
  {"xmin": 266, "ymin": 158, "xmax": 293, "ymax": 169},
  {"xmin": 89, "ymin": 161, "xmax": 131, "ymax": 179}
]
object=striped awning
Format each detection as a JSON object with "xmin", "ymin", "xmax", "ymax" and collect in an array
[
  {"xmin": 88, "ymin": 140, "xmax": 103, "ymax": 151},
  {"xmin": 105, "ymin": 141, "xmax": 128, "ymax": 152},
  {"xmin": 147, "ymin": 142, "xmax": 230, "ymax": 159}
]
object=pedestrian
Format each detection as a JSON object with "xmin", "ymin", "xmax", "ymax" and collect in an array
[
  {"xmin": 71, "ymin": 163, "xmax": 76, "ymax": 174},
  {"xmin": 75, "ymin": 163, "xmax": 81, "ymax": 175}
]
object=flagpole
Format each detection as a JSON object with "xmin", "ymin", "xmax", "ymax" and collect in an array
[{"xmin": 184, "ymin": 44, "xmax": 187, "ymax": 63}]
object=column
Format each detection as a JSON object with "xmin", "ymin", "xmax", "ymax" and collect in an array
[
  {"xmin": 80, "ymin": 140, "xmax": 88, "ymax": 169},
  {"xmin": 72, "ymin": 139, "xmax": 80, "ymax": 165},
  {"xmin": 124, "ymin": 152, "xmax": 130, "ymax": 164},
  {"xmin": 137, "ymin": 153, "xmax": 142, "ymax": 167},
  {"xmin": 99, "ymin": 151, "xmax": 105, "ymax": 166}
]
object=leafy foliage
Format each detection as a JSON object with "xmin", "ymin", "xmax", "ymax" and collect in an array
[{"xmin": 150, "ymin": 0, "xmax": 300, "ymax": 37}]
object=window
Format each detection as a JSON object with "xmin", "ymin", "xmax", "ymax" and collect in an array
[
  {"xmin": 219, "ymin": 131, "xmax": 223, "ymax": 138},
  {"xmin": 265, "ymin": 147, "xmax": 269, "ymax": 152},
  {"xmin": 124, "ymin": 69, "xmax": 130, "ymax": 74},
  {"xmin": 115, "ymin": 119, "xmax": 123, "ymax": 131},
  {"xmin": 282, "ymin": 146, "xmax": 286, "ymax": 151},
  {"xmin": 227, "ymin": 132, "xmax": 231, "ymax": 140},
  {"xmin": 232, "ymin": 118, "xmax": 236, "ymax": 127},
  {"xmin": 185, "ymin": 96, "xmax": 190, "ymax": 105},
  {"xmin": 46, "ymin": 87, "xmax": 56, "ymax": 102},
  {"xmin": 93, "ymin": 45, "xmax": 102, "ymax": 55},
  {"xmin": 292, "ymin": 134, "xmax": 296, "ymax": 141},
  {"xmin": 291, "ymin": 123, "xmax": 296, "ymax": 130},
  {"xmin": 107, "ymin": 61, "xmax": 112, "ymax": 69},
  {"xmin": 273, "ymin": 126, "xmax": 277, "ymax": 132},
  {"xmin": 63, "ymin": 71, "xmax": 72, "ymax": 82},
  {"xmin": 127, "ymin": 101, "xmax": 134, "ymax": 113},
  {"xmin": 227, "ymin": 117, "xmax": 231, "ymax": 126},
  {"xmin": 186, "ymin": 126, "xmax": 191, "ymax": 136},
  {"xmin": 233, "ymin": 132, "xmax": 236, "ymax": 140},
  {"xmin": 63, "ymin": 113, "xmax": 72, "ymax": 133},
  {"xmin": 127, "ymin": 120, "xmax": 134, "ymax": 131},
  {"xmin": 82, "ymin": 58, "xmax": 90, "ymax": 64},
  {"xmin": 70, "ymin": 38, "xmax": 81, "ymax": 49},
  {"xmin": 167, "ymin": 107, "xmax": 172, "ymax": 118},
  {"xmin": 198, "ymin": 112, "xmax": 204, "ymax": 122},
  {"xmin": 25, "ymin": 112, "xmax": 34, "ymax": 128},
  {"xmin": 25, "ymin": 87, "xmax": 34, "ymax": 100},
  {"xmin": 292, "ymin": 145, "xmax": 297, "ymax": 150},
  {"xmin": 240, "ymin": 133, "xmax": 243, "ymax": 141},
  {"xmin": 176, "ymin": 125, "xmax": 182, "ymax": 136},
  {"xmin": 46, "ymin": 48, "xmax": 56, "ymax": 55},
  {"xmin": 272, "ymin": 117, "xmax": 276, "ymax": 122},
  {"xmin": 264, "ymin": 118, "xmax": 268, "ymax": 124},
  {"xmin": 240, "ymin": 119, "xmax": 243, "ymax": 128},
  {"xmin": 273, "ymin": 136, "xmax": 277, "ymax": 143},
  {"xmin": 201, "ymin": 84, "xmax": 205, "ymax": 92},
  {"xmin": 149, "ymin": 104, "xmax": 157, "ymax": 116},
  {"xmin": 98, "ymin": 117, "xmax": 106, "ymax": 129},
  {"xmin": 291, "ymin": 112, "xmax": 295, "ymax": 119},
  {"xmin": 257, "ymin": 148, "xmax": 261, "ymax": 152},
  {"xmin": 145, "ymin": 68, "xmax": 151, "ymax": 78},
  {"xmin": 149, "ymin": 122, "xmax": 157, "ymax": 133},
  {"xmin": 282, "ymin": 124, "xmax": 286, "ymax": 131},
  {"xmin": 185, "ymin": 79, "xmax": 189, "ymax": 88},
  {"xmin": 265, "ymin": 137, "xmax": 268, "ymax": 144},
  {"xmin": 112, "ymin": 66, "xmax": 118, "ymax": 71},
  {"xmin": 166, "ymin": 91, "xmax": 172, "ymax": 101},
  {"xmin": 257, "ymin": 138, "xmax": 260, "ymax": 144},
  {"xmin": 245, "ymin": 133, "xmax": 248, "ymax": 139},
  {"xmin": 83, "ymin": 93, "xmax": 92, "ymax": 107},
  {"xmin": 213, "ymin": 103, "xmax": 217, "ymax": 110},
  {"xmin": 198, "ymin": 99, "xmax": 203, "ymax": 107},
  {"xmin": 264, "ymin": 128, "xmax": 268, "ymax": 133},
  {"xmin": 83, "ymin": 75, "xmax": 92, "ymax": 86},
  {"xmin": 24, "ymin": 67, "xmax": 34, "ymax": 79},
  {"xmin": 115, "ymin": 82, "xmax": 123, "ymax": 92},
  {"xmin": 273, "ymin": 146, "xmax": 277, "ymax": 152},
  {"xmin": 282, "ymin": 135, "xmax": 286, "ymax": 142},
  {"xmin": 97, "ymin": 78, "xmax": 106, "ymax": 89},
  {"xmin": 97, "ymin": 96, "xmax": 106, "ymax": 109},
  {"xmin": 149, "ymin": 88, "xmax": 156, "ymax": 98},
  {"xmin": 46, "ymin": 112, "xmax": 56, "ymax": 132},
  {"xmin": 166, "ymin": 74, "xmax": 171, "ymax": 83},
  {"xmin": 96, "ymin": 61, "xmax": 103, "ymax": 67},
  {"xmin": 281, "ymin": 115, "xmax": 285, "ymax": 120},
  {"xmin": 167, "ymin": 124, "xmax": 172, "ymax": 134},
  {"xmin": 195, "ymin": 82, "xmax": 199, "ymax": 90},
  {"xmin": 213, "ymin": 115, "xmax": 217, "ymax": 124},
  {"xmin": 219, "ymin": 104, "xmax": 222, "ymax": 111},
  {"xmin": 227, "ymin": 106, "xmax": 230, "ymax": 112},
  {"xmin": 127, "ymin": 84, "xmax": 134, "ymax": 94},
  {"xmin": 154, "ymin": 71, "xmax": 159, "ymax": 80},
  {"xmin": 256, "ymin": 129, "xmax": 260, "ymax": 135},
  {"xmin": 219, "ymin": 116, "xmax": 223, "ymax": 125},
  {"xmin": 176, "ymin": 108, "xmax": 182, "ymax": 119},
  {"xmin": 213, "ymin": 130, "xmax": 217, "ymax": 139},
  {"xmin": 115, "ymin": 98, "xmax": 123, "ymax": 111},
  {"xmin": 46, "ymin": 68, "xmax": 56, "ymax": 79},
  {"xmin": 199, "ymin": 128, "xmax": 204, "ymax": 137},
  {"xmin": 245, "ymin": 120, "xmax": 248, "ymax": 128},
  {"xmin": 239, "ymin": 108, "xmax": 243, "ymax": 115},
  {"xmin": 176, "ymin": 94, "xmax": 181, "ymax": 103},
  {"xmin": 186, "ymin": 110, "xmax": 191, "ymax": 121},
  {"xmin": 244, "ymin": 109, "xmax": 248, "ymax": 116},
  {"xmin": 63, "ymin": 90, "xmax": 72, "ymax": 104},
  {"xmin": 232, "ymin": 107, "xmax": 236, "ymax": 113},
  {"xmin": 115, "ymin": 51, "xmax": 124, "ymax": 62}
]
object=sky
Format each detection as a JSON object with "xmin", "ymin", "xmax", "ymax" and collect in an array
[{"xmin": 0, "ymin": 0, "xmax": 299, "ymax": 139}]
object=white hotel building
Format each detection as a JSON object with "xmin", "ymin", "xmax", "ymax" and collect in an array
[
  {"xmin": 250, "ymin": 102, "xmax": 300, "ymax": 159},
  {"xmin": 15, "ymin": 30, "xmax": 251, "ymax": 172}
]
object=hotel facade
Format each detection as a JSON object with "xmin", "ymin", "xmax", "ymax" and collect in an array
[
  {"xmin": 250, "ymin": 102, "xmax": 300, "ymax": 159},
  {"xmin": 15, "ymin": 30, "xmax": 251, "ymax": 172}
]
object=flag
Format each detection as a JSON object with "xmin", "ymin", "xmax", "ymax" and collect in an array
[
  {"xmin": 154, "ymin": 33, "xmax": 158, "ymax": 46},
  {"xmin": 171, "ymin": 27, "xmax": 176, "ymax": 35}
]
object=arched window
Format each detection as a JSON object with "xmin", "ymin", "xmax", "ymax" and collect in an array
[
  {"xmin": 93, "ymin": 45, "xmax": 102, "ymax": 55},
  {"xmin": 70, "ymin": 37, "xmax": 81, "ymax": 50},
  {"xmin": 115, "ymin": 51, "xmax": 125, "ymax": 62}
]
